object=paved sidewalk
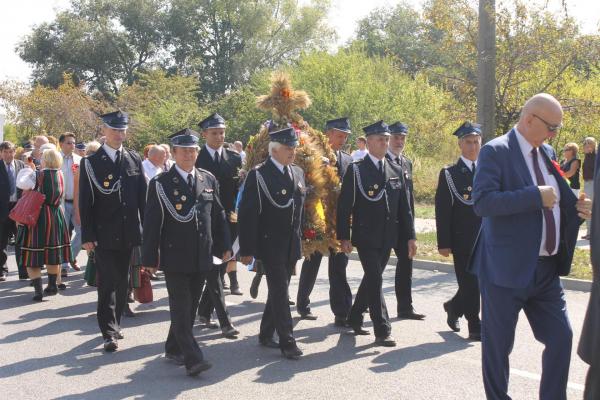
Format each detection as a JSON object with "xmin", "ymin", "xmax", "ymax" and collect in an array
[{"xmin": 0, "ymin": 253, "xmax": 592, "ymax": 400}]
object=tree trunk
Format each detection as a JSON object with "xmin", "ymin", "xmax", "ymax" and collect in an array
[{"xmin": 477, "ymin": 0, "xmax": 496, "ymax": 142}]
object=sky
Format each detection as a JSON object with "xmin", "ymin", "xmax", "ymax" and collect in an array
[{"xmin": 0, "ymin": 0, "xmax": 599, "ymax": 82}]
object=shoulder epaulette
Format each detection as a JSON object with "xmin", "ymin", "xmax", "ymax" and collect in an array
[{"xmin": 195, "ymin": 167, "xmax": 215, "ymax": 178}]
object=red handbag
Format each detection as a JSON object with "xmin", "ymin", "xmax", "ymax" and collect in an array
[
  {"xmin": 9, "ymin": 172, "xmax": 45, "ymax": 227},
  {"xmin": 134, "ymin": 269, "xmax": 153, "ymax": 303}
]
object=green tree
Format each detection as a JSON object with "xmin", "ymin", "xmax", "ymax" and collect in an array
[
  {"xmin": 165, "ymin": 0, "xmax": 334, "ymax": 98},
  {"xmin": 17, "ymin": 0, "xmax": 168, "ymax": 98},
  {"xmin": 117, "ymin": 70, "xmax": 205, "ymax": 148}
]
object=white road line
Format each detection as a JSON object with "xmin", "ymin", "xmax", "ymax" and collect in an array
[{"xmin": 510, "ymin": 368, "xmax": 585, "ymax": 392}]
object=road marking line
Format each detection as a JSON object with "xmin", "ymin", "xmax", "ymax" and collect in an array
[{"xmin": 510, "ymin": 368, "xmax": 584, "ymax": 392}]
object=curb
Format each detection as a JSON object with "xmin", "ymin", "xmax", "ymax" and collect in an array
[{"xmin": 347, "ymin": 253, "xmax": 592, "ymax": 293}]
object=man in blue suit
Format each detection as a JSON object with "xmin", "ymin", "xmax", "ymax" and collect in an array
[{"xmin": 470, "ymin": 93, "xmax": 591, "ymax": 399}]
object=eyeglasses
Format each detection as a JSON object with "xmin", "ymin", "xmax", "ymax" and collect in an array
[{"xmin": 532, "ymin": 114, "xmax": 562, "ymax": 132}]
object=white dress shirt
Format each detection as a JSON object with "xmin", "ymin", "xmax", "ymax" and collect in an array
[
  {"xmin": 351, "ymin": 148, "xmax": 368, "ymax": 161},
  {"xmin": 174, "ymin": 164, "xmax": 196, "ymax": 182},
  {"xmin": 269, "ymin": 157, "xmax": 293, "ymax": 179},
  {"xmin": 102, "ymin": 143, "xmax": 123, "ymax": 163},
  {"xmin": 460, "ymin": 156, "xmax": 477, "ymax": 172},
  {"xmin": 205, "ymin": 145, "xmax": 223, "ymax": 161},
  {"xmin": 60, "ymin": 152, "xmax": 81, "ymax": 200},
  {"xmin": 367, "ymin": 153, "xmax": 385, "ymax": 169},
  {"xmin": 142, "ymin": 159, "xmax": 163, "ymax": 182},
  {"xmin": 515, "ymin": 127, "xmax": 561, "ymax": 256},
  {"xmin": 5, "ymin": 160, "xmax": 18, "ymax": 202}
]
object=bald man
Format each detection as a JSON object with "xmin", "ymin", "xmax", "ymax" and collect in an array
[{"xmin": 469, "ymin": 93, "xmax": 591, "ymax": 399}]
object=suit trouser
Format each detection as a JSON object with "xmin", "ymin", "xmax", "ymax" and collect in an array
[
  {"xmin": 393, "ymin": 244, "xmax": 414, "ymax": 313},
  {"xmin": 446, "ymin": 252, "xmax": 480, "ymax": 324},
  {"xmin": 197, "ymin": 221, "xmax": 237, "ymax": 319},
  {"xmin": 164, "ymin": 270, "xmax": 206, "ymax": 369},
  {"xmin": 0, "ymin": 202, "xmax": 25, "ymax": 277},
  {"xmin": 95, "ymin": 247, "xmax": 132, "ymax": 340},
  {"xmin": 584, "ymin": 365, "xmax": 600, "ymax": 400},
  {"xmin": 259, "ymin": 262, "xmax": 296, "ymax": 349},
  {"xmin": 296, "ymin": 250, "xmax": 352, "ymax": 318},
  {"xmin": 348, "ymin": 247, "xmax": 392, "ymax": 338},
  {"xmin": 480, "ymin": 256, "xmax": 572, "ymax": 400},
  {"xmin": 197, "ymin": 266, "xmax": 232, "ymax": 327},
  {"xmin": 61, "ymin": 202, "xmax": 81, "ymax": 268}
]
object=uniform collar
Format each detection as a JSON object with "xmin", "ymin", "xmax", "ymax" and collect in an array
[
  {"xmin": 102, "ymin": 143, "xmax": 123, "ymax": 162},
  {"xmin": 460, "ymin": 156, "xmax": 477, "ymax": 171},
  {"xmin": 174, "ymin": 164, "xmax": 196, "ymax": 181},
  {"xmin": 368, "ymin": 152, "xmax": 385, "ymax": 167},
  {"xmin": 269, "ymin": 157, "xmax": 288, "ymax": 174},
  {"xmin": 205, "ymin": 144, "xmax": 223, "ymax": 158}
]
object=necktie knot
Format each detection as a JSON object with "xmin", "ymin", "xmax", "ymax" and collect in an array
[{"xmin": 187, "ymin": 174, "xmax": 194, "ymax": 190}]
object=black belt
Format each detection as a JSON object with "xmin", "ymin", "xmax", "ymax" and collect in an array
[
  {"xmin": 538, "ymin": 255, "xmax": 557, "ymax": 261},
  {"xmin": 64, "ymin": 199, "xmax": 74, "ymax": 203}
]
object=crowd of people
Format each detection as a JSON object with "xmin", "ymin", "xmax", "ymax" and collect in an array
[{"xmin": 0, "ymin": 93, "xmax": 598, "ymax": 399}]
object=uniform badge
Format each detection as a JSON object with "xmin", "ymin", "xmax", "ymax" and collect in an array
[
  {"xmin": 175, "ymin": 204, "xmax": 182, "ymax": 210},
  {"xmin": 467, "ymin": 186, "xmax": 472, "ymax": 192},
  {"xmin": 282, "ymin": 189, "xmax": 287, "ymax": 195},
  {"xmin": 174, "ymin": 190, "xmax": 179, "ymax": 196},
  {"xmin": 181, "ymin": 195, "xmax": 187, "ymax": 201},
  {"xmin": 103, "ymin": 181, "xmax": 110, "ymax": 188},
  {"xmin": 204, "ymin": 188, "xmax": 213, "ymax": 193},
  {"xmin": 368, "ymin": 190, "xmax": 374, "ymax": 196},
  {"xmin": 173, "ymin": 177, "xmax": 179, "ymax": 184},
  {"xmin": 374, "ymin": 184, "xmax": 379, "ymax": 189},
  {"xmin": 463, "ymin": 194, "xmax": 469, "ymax": 200},
  {"xmin": 108, "ymin": 174, "xmax": 113, "ymax": 180}
]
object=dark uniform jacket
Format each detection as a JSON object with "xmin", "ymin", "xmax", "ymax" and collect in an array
[
  {"xmin": 435, "ymin": 158, "xmax": 482, "ymax": 255},
  {"xmin": 0, "ymin": 159, "xmax": 25, "ymax": 221},
  {"xmin": 79, "ymin": 146, "xmax": 147, "ymax": 249},
  {"xmin": 387, "ymin": 152, "xmax": 415, "ymax": 243},
  {"xmin": 238, "ymin": 158, "xmax": 306, "ymax": 266},
  {"xmin": 195, "ymin": 146, "xmax": 242, "ymax": 216},
  {"xmin": 337, "ymin": 156, "xmax": 415, "ymax": 249},
  {"xmin": 335, "ymin": 150, "xmax": 353, "ymax": 179},
  {"xmin": 142, "ymin": 166, "xmax": 231, "ymax": 273}
]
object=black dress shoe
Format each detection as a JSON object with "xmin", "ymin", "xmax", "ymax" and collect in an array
[
  {"xmin": 397, "ymin": 310, "xmax": 426, "ymax": 320},
  {"xmin": 103, "ymin": 338, "xmax": 118, "ymax": 352},
  {"xmin": 259, "ymin": 337, "xmax": 280, "ymax": 349},
  {"xmin": 375, "ymin": 335, "xmax": 397, "ymax": 347},
  {"xmin": 288, "ymin": 299, "xmax": 295, "ymax": 306},
  {"xmin": 468, "ymin": 331, "xmax": 481, "ymax": 341},
  {"xmin": 443, "ymin": 302, "xmax": 460, "ymax": 332},
  {"xmin": 57, "ymin": 283, "xmax": 67, "ymax": 291},
  {"xmin": 198, "ymin": 316, "xmax": 219, "ymax": 329},
  {"xmin": 351, "ymin": 325, "xmax": 370, "ymax": 336},
  {"xmin": 186, "ymin": 360, "xmax": 212, "ymax": 376},
  {"xmin": 221, "ymin": 325, "xmax": 240, "ymax": 338},
  {"xmin": 165, "ymin": 352, "xmax": 185, "ymax": 365},
  {"xmin": 249, "ymin": 274, "xmax": 262, "ymax": 299},
  {"xmin": 229, "ymin": 286, "xmax": 243, "ymax": 296},
  {"xmin": 299, "ymin": 311, "xmax": 318, "ymax": 320},
  {"xmin": 122, "ymin": 305, "xmax": 136, "ymax": 317},
  {"xmin": 281, "ymin": 345, "xmax": 303, "ymax": 360},
  {"xmin": 334, "ymin": 317, "xmax": 349, "ymax": 327}
]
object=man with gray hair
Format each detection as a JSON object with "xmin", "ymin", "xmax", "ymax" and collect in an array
[{"xmin": 142, "ymin": 145, "xmax": 166, "ymax": 182}]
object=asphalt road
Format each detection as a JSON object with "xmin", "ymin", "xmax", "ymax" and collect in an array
[{"xmin": 0, "ymin": 252, "xmax": 592, "ymax": 400}]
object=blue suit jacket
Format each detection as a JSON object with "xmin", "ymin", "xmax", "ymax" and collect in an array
[{"xmin": 469, "ymin": 129, "xmax": 582, "ymax": 289}]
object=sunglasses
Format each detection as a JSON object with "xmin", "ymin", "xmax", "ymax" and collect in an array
[{"xmin": 532, "ymin": 114, "xmax": 562, "ymax": 132}]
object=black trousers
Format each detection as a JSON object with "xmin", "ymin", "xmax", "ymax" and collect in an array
[
  {"xmin": 393, "ymin": 243, "xmax": 413, "ymax": 313},
  {"xmin": 197, "ymin": 222, "xmax": 237, "ymax": 320},
  {"xmin": 585, "ymin": 365, "xmax": 600, "ymax": 400},
  {"xmin": 95, "ymin": 247, "xmax": 132, "ymax": 340},
  {"xmin": 164, "ymin": 270, "xmax": 206, "ymax": 369},
  {"xmin": 296, "ymin": 250, "xmax": 352, "ymax": 318},
  {"xmin": 197, "ymin": 266, "xmax": 232, "ymax": 327},
  {"xmin": 260, "ymin": 262, "xmax": 296, "ymax": 349},
  {"xmin": 348, "ymin": 247, "xmax": 392, "ymax": 338},
  {"xmin": 446, "ymin": 252, "xmax": 480, "ymax": 323},
  {"xmin": 1, "ymin": 202, "xmax": 25, "ymax": 277}
]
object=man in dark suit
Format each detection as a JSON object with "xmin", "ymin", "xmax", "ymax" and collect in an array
[
  {"xmin": 435, "ymin": 122, "xmax": 482, "ymax": 340},
  {"xmin": 470, "ymin": 93, "xmax": 589, "ymax": 399},
  {"xmin": 239, "ymin": 127, "xmax": 306, "ymax": 360},
  {"xmin": 386, "ymin": 122, "xmax": 424, "ymax": 320},
  {"xmin": 142, "ymin": 129, "xmax": 231, "ymax": 376},
  {"xmin": 578, "ymin": 142, "xmax": 599, "ymax": 399},
  {"xmin": 79, "ymin": 111, "xmax": 147, "ymax": 352},
  {"xmin": 337, "ymin": 121, "xmax": 416, "ymax": 346},
  {"xmin": 296, "ymin": 117, "xmax": 354, "ymax": 325},
  {"xmin": 0, "ymin": 141, "xmax": 26, "ymax": 281},
  {"xmin": 195, "ymin": 113, "xmax": 243, "ymax": 336}
]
